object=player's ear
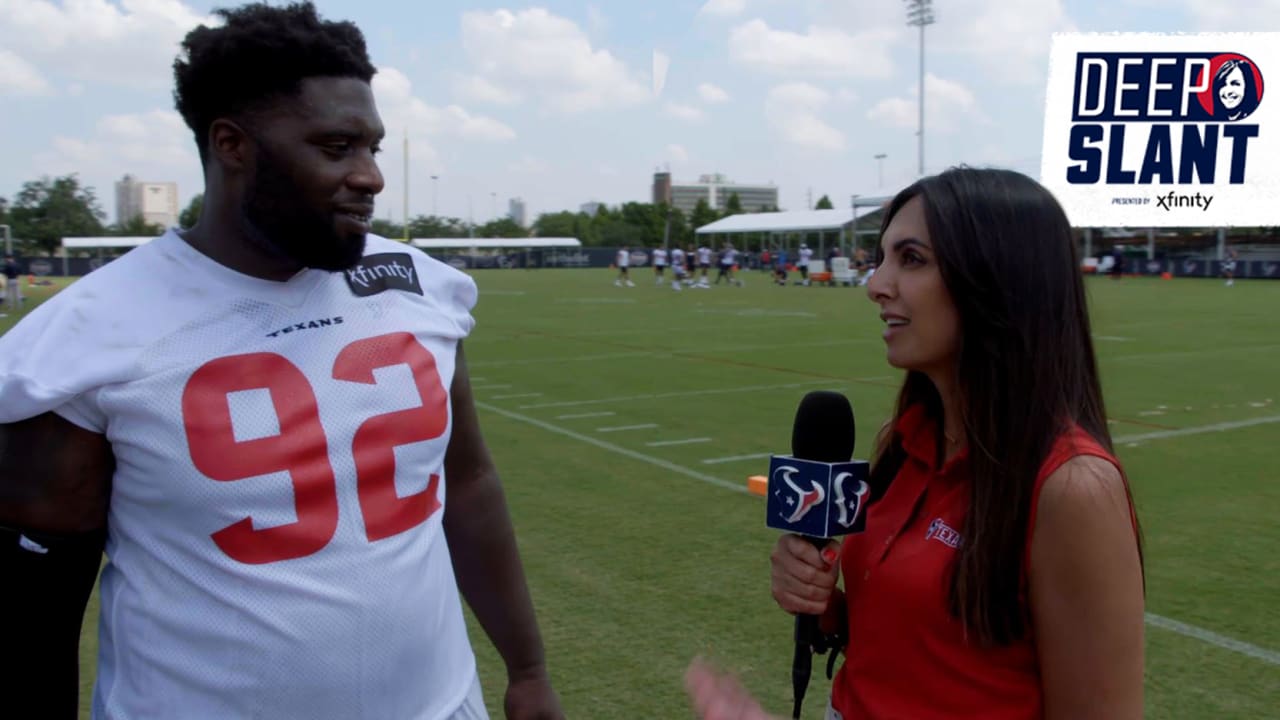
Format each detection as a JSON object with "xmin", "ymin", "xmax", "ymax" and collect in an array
[{"xmin": 209, "ymin": 118, "xmax": 254, "ymax": 172}]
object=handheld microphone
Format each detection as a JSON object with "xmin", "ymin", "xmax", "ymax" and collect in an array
[{"xmin": 766, "ymin": 391, "xmax": 871, "ymax": 720}]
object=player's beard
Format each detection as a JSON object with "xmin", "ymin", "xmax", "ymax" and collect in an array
[{"xmin": 241, "ymin": 144, "xmax": 367, "ymax": 273}]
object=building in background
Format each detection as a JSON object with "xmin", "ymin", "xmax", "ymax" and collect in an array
[
  {"xmin": 580, "ymin": 201, "xmax": 604, "ymax": 216},
  {"xmin": 652, "ymin": 172, "xmax": 778, "ymax": 215},
  {"xmin": 508, "ymin": 197, "xmax": 527, "ymax": 227},
  {"xmin": 115, "ymin": 174, "xmax": 179, "ymax": 228}
]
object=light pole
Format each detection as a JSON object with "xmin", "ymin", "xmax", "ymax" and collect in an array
[
  {"xmin": 491, "ymin": 192, "xmax": 497, "ymax": 222},
  {"xmin": 905, "ymin": 0, "xmax": 935, "ymax": 178},
  {"xmin": 430, "ymin": 175, "xmax": 439, "ymax": 217},
  {"xmin": 874, "ymin": 153, "xmax": 887, "ymax": 188}
]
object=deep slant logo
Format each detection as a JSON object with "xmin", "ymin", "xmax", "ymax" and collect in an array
[
  {"xmin": 1042, "ymin": 34, "xmax": 1279, "ymax": 228},
  {"xmin": 1067, "ymin": 53, "xmax": 1263, "ymax": 190}
]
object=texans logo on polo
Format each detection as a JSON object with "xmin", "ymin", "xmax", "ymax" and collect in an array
[{"xmin": 345, "ymin": 253, "xmax": 423, "ymax": 297}]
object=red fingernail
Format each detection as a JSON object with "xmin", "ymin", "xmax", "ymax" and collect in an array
[{"xmin": 821, "ymin": 548, "xmax": 838, "ymax": 564}]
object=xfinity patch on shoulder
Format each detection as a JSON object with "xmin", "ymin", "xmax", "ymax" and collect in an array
[{"xmin": 345, "ymin": 253, "xmax": 422, "ymax": 297}]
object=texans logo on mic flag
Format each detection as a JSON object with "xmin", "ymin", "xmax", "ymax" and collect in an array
[
  {"xmin": 1040, "ymin": 32, "xmax": 1279, "ymax": 227},
  {"xmin": 766, "ymin": 456, "xmax": 871, "ymax": 538}
]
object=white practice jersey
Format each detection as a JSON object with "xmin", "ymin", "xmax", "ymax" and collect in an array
[
  {"xmin": 720, "ymin": 248, "xmax": 737, "ymax": 266},
  {"xmin": 616, "ymin": 249, "xmax": 629, "ymax": 267},
  {"xmin": 670, "ymin": 248, "xmax": 686, "ymax": 272},
  {"xmin": 0, "ymin": 232, "xmax": 481, "ymax": 720},
  {"xmin": 799, "ymin": 247, "xmax": 814, "ymax": 264},
  {"xmin": 697, "ymin": 246, "xmax": 713, "ymax": 265},
  {"xmin": 653, "ymin": 248, "xmax": 668, "ymax": 267}
]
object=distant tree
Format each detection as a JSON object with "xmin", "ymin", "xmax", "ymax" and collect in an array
[
  {"xmin": 108, "ymin": 214, "xmax": 165, "ymax": 237},
  {"xmin": 477, "ymin": 217, "xmax": 527, "ymax": 238},
  {"xmin": 10, "ymin": 174, "xmax": 106, "ymax": 254},
  {"xmin": 179, "ymin": 193, "xmax": 203, "ymax": 228},
  {"xmin": 689, "ymin": 198, "xmax": 718, "ymax": 232},
  {"xmin": 814, "ymin": 194, "xmax": 834, "ymax": 210},
  {"xmin": 533, "ymin": 211, "xmax": 580, "ymax": 239},
  {"xmin": 722, "ymin": 192, "xmax": 744, "ymax": 216},
  {"xmin": 406, "ymin": 214, "xmax": 468, "ymax": 239},
  {"xmin": 371, "ymin": 219, "xmax": 405, "ymax": 239}
]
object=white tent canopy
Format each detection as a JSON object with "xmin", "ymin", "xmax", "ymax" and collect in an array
[
  {"xmin": 411, "ymin": 237, "xmax": 580, "ymax": 249},
  {"xmin": 695, "ymin": 208, "xmax": 874, "ymax": 236},
  {"xmin": 62, "ymin": 236, "xmax": 158, "ymax": 249}
]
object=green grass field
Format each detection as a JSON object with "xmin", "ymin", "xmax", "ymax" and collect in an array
[{"xmin": 5, "ymin": 268, "xmax": 1278, "ymax": 719}]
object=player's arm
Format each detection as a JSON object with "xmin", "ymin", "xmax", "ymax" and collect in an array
[
  {"xmin": 1030, "ymin": 455, "xmax": 1144, "ymax": 720},
  {"xmin": 442, "ymin": 342, "xmax": 562, "ymax": 718},
  {"xmin": 0, "ymin": 411, "xmax": 114, "ymax": 717}
]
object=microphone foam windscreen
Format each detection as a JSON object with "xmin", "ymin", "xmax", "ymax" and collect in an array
[{"xmin": 790, "ymin": 391, "xmax": 855, "ymax": 463}]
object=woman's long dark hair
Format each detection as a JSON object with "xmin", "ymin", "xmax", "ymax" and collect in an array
[{"xmin": 868, "ymin": 167, "xmax": 1143, "ymax": 646}]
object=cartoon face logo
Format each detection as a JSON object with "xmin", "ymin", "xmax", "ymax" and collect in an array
[
  {"xmin": 1197, "ymin": 54, "xmax": 1264, "ymax": 121},
  {"xmin": 831, "ymin": 472, "xmax": 869, "ymax": 529},
  {"xmin": 1183, "ymin": 260, "xmax": 1200, "ymax": 274},
  {"xmin": 1264, "ymin": 262, "xmax": 1278, "ymax": 277},
  {"xmin": 773, "ymin": 465, "xmax": 825, "ymax": 523}
]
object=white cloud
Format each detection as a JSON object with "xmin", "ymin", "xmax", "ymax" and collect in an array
[
  {"xmin": 375, "ymin": 67, "xmax": 516, "ymax": 144},
  {"xmin": 34, "ymin": 108, "xmax": 201, "ymax": 222},
  {"xmin": 460, "ymin": 8, "xmax": 650, "ymax": 113},
  {"xmin": 457, "ymin": 75, "xmax": 521, "ymax": 105},
  {"xmin": 666, "ymin": 144, "xmax": 690, "ymax": 164},
  {"xmin": 765, "ymin": 83, "xmax": 845, "ymax": 151},
  {"xmin": 586, "ymin": 4, "xmax": 608, "ymax": 34},
  {"xmin": 0, "ymin": 0, "xmax": 214, "ymax": 90},
  {"xmin": 664, "ymin": 102, "xmax": 705, "ymax": 122},
  {"xmin": 0, "ymin": 50, "xmax": 51, "ymax": 95},
  {"xmin": 652, "ymin": 50, "xmax": 671, "ymax": 98},
  {"xmin": 1174, "ymin": 0, "xmax": 1280, "ymax": 29},
  {"xmin": 698, "ymin": 0, "xmax": 746, "ymax": 18},
  {"xmin": 866, "ymin": 73, "xmax": 985, "ymax": 135},
  {"xmin": 507, "ymin": 155, "xmax": 550, "ymax": 175},
  {"xmin": 729, "ymin": 19, "xmax": 898, "ymax": 79},
  {"xmin": 698, "ymin": 82, "xmax": 730, "ymax": 103},
  {"xmin": 934, "ymin": 0, "xmax": 1076, "ymax": 84}
]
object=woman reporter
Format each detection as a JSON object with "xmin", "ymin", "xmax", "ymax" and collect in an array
[{"xmin": 696, "ymin": 166, "xmax": 1145, "ymax": 720}]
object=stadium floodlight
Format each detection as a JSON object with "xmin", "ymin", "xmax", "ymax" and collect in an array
[
  {"xmin": 904, "ymin": 0, "xmax": 936, "ymax": 178},
  {"xmin": 874, "ymin": 153, "xmax": 887, "ymax": 188}
]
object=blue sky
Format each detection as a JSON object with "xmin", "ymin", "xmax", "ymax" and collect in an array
[{"xmin": 1, "ymin": 0, "xmax": 1275, "ymax": 225}]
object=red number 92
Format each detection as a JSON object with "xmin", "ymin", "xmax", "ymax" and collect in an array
[{"xmin": 181, "ymin": 332, "xmax": 449, "ymax": 564}]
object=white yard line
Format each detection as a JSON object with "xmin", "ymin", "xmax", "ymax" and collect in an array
[
  {"xmin": 1114, "ymin": 415, "xmax": 1280, "ymax": 444},
  {"xmin": 490, "ymin": 393, "xmax": 543, "ymax": 400},
  {"xmin": 646, "ymin": 438, "xmax": 712, "ymax": 447},
  {"xmin": 1109, "ymin": 343, "xmax": 1280, "ymax": 362},
  {"xmin": 596, "ymin": 424, "xmax": 659, "ymax": 433},
  {"xmin": 518, "ymin": 380, "xmax": 858, "ymax": 410},
  {"xmin": 702, "ymin": 452, "xmax": 774, "ymax": 465},
  {"xmin": 470, "ymin": 351, "xmax": 658, "ymax": 369},
  {"xmin": 475, "ymin": 402, "xmax": 747, "ymax": 494},
  {"xmin": 466, "ymin": 337, "xmax": 879, "ymax": 370},
  {"xmin": 555, "ymin": 411, "xmax": 617, "ymax": 420},
  {"xmin": 471, "ymin": 384, "xmax": 512, "ymax": 390},
  {"xmin": 1145, "ymin": 613, "xmax": 1280, "ymax": 666}
]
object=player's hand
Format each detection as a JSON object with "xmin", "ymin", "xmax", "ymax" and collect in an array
[
  {"xmin": 770, "ymin": 534, "xmax": 840, "ymax": 616},
  {"xmin": 503, "ymin": 668, "xmax": 564, "ymax": 720},
  {"xmin": 685, "ymin": 657, "xmax": 778, "ymax": 720}
]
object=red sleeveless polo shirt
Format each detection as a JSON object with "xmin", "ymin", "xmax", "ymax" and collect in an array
[{"xmin": 830, "ymin": 404, "xmax": 1129, "ymax": 719}]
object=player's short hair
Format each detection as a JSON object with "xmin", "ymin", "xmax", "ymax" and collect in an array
[{"xmin": 173, "ymin": 1, "xmax": 377, "ymax": 166}]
